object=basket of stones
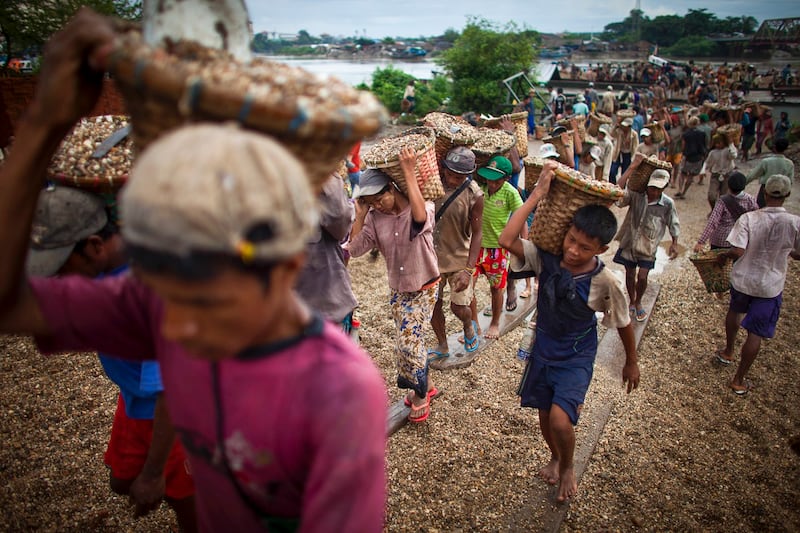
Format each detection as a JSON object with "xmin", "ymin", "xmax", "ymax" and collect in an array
[
  {"xmin": 587, "ymin": 112, "xmax": 612, "ymax": 137},
  {"xmin": 529, "ymin": 166, "xmax": 623, "ymax": 255},
  {"xmin": 557, "ymin": 115, "xmax": 587, "ymax": 142},
  {"xmin": 107, "ymin": 27, "xmax": 387, "ymax": 188},
  {"xmin": 423, "ymin": 112, "xmax": 479, "ymax": 163},
  {"xmin": 717, "ymin": 123, "xmax": 742, "ymax": 147},
  {"xmin": 541, "ymin": 133, "xmax": 573, "ymax": 166},
  {"xmin": 626, "ymin": 155, "xmax": 673, "ymax": 193},
  {"xmin": 616, "ymin": 109, "xmax": 636, "ymax": 122},
  {"xmin": 470, "ymin": 128, "xmax": 516, "ymax": 185},
  {"xmin": 47, "ymin": 115, "xmax": 133, "ymax": 194},
  {"xmin": 690, "ymin": 249, "xmax": 732, "ymax": 293},
  {"xmin": 522, "ymin": 156, "xmax": 573, "ymax": 193},
  {"xmin": 482, "ymin": 112, "xmax": 529, "ymax": 157},
  {"xmin": 362, "ymin": 126, "xmax": 444, "ymax": 201}
]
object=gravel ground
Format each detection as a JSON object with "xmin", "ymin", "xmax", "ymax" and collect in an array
[{"xmin": 1, "ymin": 140, "xmax": 798, "ymax": 531}]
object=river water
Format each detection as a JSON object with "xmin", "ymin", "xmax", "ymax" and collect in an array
[{"xmin": 269, "ymin": 56, "xmax": 554, "ymax": 86}]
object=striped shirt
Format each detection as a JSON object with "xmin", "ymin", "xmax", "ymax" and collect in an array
[{"xmin": 481, "ymin": 181, "xmax": 523, "ymax": 249}]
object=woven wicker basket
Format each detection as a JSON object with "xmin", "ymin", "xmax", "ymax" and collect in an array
[
  {"xmin": 644, "ymin": 122, "xmax": 665, "ymax": 143},
  {"xmin": 616, "ymin": 109, "xmax": 636, "ymax": 123},
  {"xmin": 690, "ymin": 249, "xmax": 732, "ymax": 293},
  {"xmin": 483, "ymin": 112, "xmax": 529, "ymax": 157},
  {"xmin": 718, "ymin": 123, "xmax": 742, "ymax": 146},
  {"xmin": 542, "ymin": 134, "xmax": 573, "ymax": 166},
  {"xmin": 47, "ymin": 115, "xmax": 133, "ymax": 194},
  {"xmin": 522, "ymin": 156, "xmax": 545, "ymax": 193},
  {"xmin": 587, "ymin": 112, "xmax": 612, "ymax": 137},
  {"xmin": 627, "ymin": 156, "xmax": 673, "ymax": 193},
  {"xmin": 529, "ymin": 166, "xmax": 624, "ymax": 254},
  {"xmin": 423, "ymin": 112, "xmax": 479, "ymax": 163},
  {"xmin": 107, "ymin": 29, "xmax": 387, "ymax": 188},
  {"xmin": 362, "ymin": 126, "xmax": 444, "ymax": 201},
  {"xmin": 471, "ymin": 128, "xmax": 516, "ymax": 170}
]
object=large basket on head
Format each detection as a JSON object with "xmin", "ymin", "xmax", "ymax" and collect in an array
[
  {"xmin": 644, "ymin": 122, "xmax": 665, "ymax": 143},
  {"xmin": 522, "ymin": 157, "xmax": 573, "ymax": 193},
  {"xmin": 626, "ymin": 156, "xmax": 673, "ymax": 193},
  {"xmin": 423, "ymin": 112, "xmax": 479, "ymax": 163},
  {"xmin": 362, "ymin": 126, "xmax": 444, "ymax": 201},
  {"xmin": 107, "ymin": 28, "xmax": 387, "ymax": 189},
  {"xmin": 529, "ymin": 166, "xmax": 624, "ymax": 255},
  {"xmin": 483, "ymin": 112, "xmax": 529, "ymax": 157},
  {"xmin": 587, "ymin": 112, "xmax": 612, "ymax": 137},
  {"xmin": 718, "ymin": 123, "xmax": 742, "ymax": 147},
  {"xmin": 690, "ymin": 249, "xmax": 732, "ymax": 293},
  {"xmin": 616, "ymin": 109, "xmax": 636, "ymax": 123},
  {"xmin": 471, "ymin": 127, "xmax": 516, "ymax": 171},
  {"xmin": 557, "ymin": 115, "xmax": 587, "ymax": 142},
  {"xmin": 542, "ymin": 133, "xmax": 574, "ymax": 167}
]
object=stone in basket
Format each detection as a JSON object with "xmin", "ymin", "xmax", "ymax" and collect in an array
[
  {"xmin": 423, "ymin": 112, "xmax": 479, "ymax": 163},
  {"xmin": 616, "ymin": 109, "xmax": 636, "ymax": 122},
  {"xmin": 529, "ymin": 166, "xmax": 624, "ymax": 255},
  {"xmin": 482, "ymin": 112, "xmax": 529, "ymax": 158},
  {"xmin": 690, "ymin": 249, "xmax": 732, "ymax": 293},
  {"xmin": 107, "ymin": 28, "xmax": 387, "ymax": 189},
  {"xmin": 626, "ymin": 156, "xmax": 673, "ymax": 194},
  {"xmin": 362, "ymin": 127, "xmax": 444, "ymax": 201},
  {"xmin": 47, "ymin": 115, "xmax": 133, "ymax": 194}
]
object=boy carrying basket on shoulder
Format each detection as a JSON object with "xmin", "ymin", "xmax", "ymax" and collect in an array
[{"xmin": 499, "ymin": 162, "xmax": 640, "ymax": 503}]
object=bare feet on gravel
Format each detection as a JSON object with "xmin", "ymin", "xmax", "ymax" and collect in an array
[
  {"xmin": 557, "ymin": 467, "xmax": 578, "ymax": 502},
  {"xmin": 484, "ymin": 324, "xmax": 500, "ymax": 340},
  {"xmin": 539, "ymin": 457, "xmax": 559, "ymax": 485}
]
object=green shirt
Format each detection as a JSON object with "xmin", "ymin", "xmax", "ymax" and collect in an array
[
  {"xmin": 480, "ymin": 181, "xmax": 523, "ymax": 248},
  {"xmin": 746, "ymin": 155, "xmax": 795, "ymax": 185}
]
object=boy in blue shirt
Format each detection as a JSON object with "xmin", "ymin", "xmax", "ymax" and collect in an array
[{"xmin": 499, "ymin": 163, "xmax": 640, "ymax": 503}]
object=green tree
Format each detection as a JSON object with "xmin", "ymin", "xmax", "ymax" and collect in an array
[
  {"xmin": 664, "ymin": 35, "xmax": 718, "ymax": 57},
  {"xmin": 364, "ymin": 66, "xmax": 449, "ymax": 116},
  {"xmin": 0, "ymin": 0, "xmax": 141, "ymax": 66},
  {"xmin": 437, "ymin": 17, "xmax": 538, "ymax": 115}
]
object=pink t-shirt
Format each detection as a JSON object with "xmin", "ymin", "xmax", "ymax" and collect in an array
[{"xmin": 30, "ymin": 275, "xmax": 388, "ymax": 532}]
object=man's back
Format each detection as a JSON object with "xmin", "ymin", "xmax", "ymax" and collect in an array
[
  {"xmin": 433, "ymin": 180, "xmax": 482, "ymax": 272},
  {"xmin": 729, "ymin": 208, "xmax": 800, "ymax": 299}
]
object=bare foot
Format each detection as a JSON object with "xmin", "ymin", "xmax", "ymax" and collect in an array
[
  {"xmin": 556, "ymin": 466, "xmax": 578, "ymax": 502},
  {"xmin": 539, "ymin": 458, "xmax": 559, "ymax": 485},
  {"xmin": 484, "ymin": 323, "xmax": 500, "ymax": 340}
]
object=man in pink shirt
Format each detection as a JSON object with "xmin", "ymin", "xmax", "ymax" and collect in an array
[{"xmin": 0, "ymin": 10, "xmax": 387, "ymax": 532}]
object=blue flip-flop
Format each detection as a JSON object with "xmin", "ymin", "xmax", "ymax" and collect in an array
[
  {"xmin": 464, "ymin": 320, "xmax": 480, "ymax": 353},
  {"xmin": 427, "ymin": 349, "xmax": 450, "ymax": 362}
]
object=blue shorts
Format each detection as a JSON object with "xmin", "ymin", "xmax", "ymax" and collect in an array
[
  {"xmin": 519, "ymin": 357, "xmax": 594, "ymax": 425},
  {"xmin": 613, "ymin": 248, "xmax": 656, "ymax": 270},
  {"xmin": 729, "ymin": 287, "xmax": 782, "ymax": 339}
]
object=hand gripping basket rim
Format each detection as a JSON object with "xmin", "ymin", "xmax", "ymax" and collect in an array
[
  {"xmin": 482, "ymin": 113, "xmax": 530, "ymax": 158},
  {"xmin": 362, "ymin": 126, "xmax": 436, "ymax": 169}
]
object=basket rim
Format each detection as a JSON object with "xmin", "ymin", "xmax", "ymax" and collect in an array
[
  {"xmin": 690, "ymin": 249, "xmax": 731, "ymax": 263},
  {"xmin": 482, "ymin": 111, "xmax": 528, "ymax": 126},
  {"xmin": 553, "ymin": 167, "xmax": 624, "ymax": 200},
  {"xmin": 107, "ymin": 30, "xmax": 387, "ymax": 141},
  {"xmin": 470, "ymin": 129, "xmax": 515, "ymax": 155},
  {"xmin": 362, "ymin": 126, "xmax": 436, "ymax": 168}
]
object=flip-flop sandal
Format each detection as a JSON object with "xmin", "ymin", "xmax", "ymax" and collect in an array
[
  {"xmin": 408, "ymin": 399, "xmax": 430, "ymax": 423},
  {"xmin": 715, "ymin": 350, "xmax": 734, "ymax": 365},
  {"xmin": 482, "ymin": 307, "xmax": 493, "ymax": 317},
  {"xmin": 635, "ymin": 308, "xmax": 648, "ymax": 322},
  {"xmin": 463, "ymin": 321, "xmax": 480, "ymax": 353},
  {"xmin": 426, "ymin": 349, "xmax": 450, "ymax": 362},
  {"xmin": 730, "ymin": 379, "xmax": 753, "ymax": 396},
  {"xmin": 506, "ymin": 300, "xmax": 518, "ymax": 312},
  {"xmin": 404, "ymin": 387, "xmax": 440, "ymax": 407},
  {"xmin": 520, "ymin": 289, "xmax": 531, "ymax": 299}
]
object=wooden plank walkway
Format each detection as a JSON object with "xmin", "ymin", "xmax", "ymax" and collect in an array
[{"xmin": 386, "ymin": 278, "xmax": 536, "ymax": 435}]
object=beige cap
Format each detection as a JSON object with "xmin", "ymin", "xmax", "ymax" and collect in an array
[
  {"xmin": 121, "ymin": 124, "xmax": 318, "ymax": 263},
  {"xmin": 647, "ymin": 169, "xmax": 670, "ymax": 189},
  {"xmin": 765, "ymin": 174, "xmax": 792, "ymax": 198}
]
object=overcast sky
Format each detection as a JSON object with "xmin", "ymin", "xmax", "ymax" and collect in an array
[{"xmin": 244, "ymin": 1, "xmax": 797, "ymax": 38}]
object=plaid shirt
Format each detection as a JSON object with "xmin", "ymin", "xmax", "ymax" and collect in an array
[{"xmin": 698, "ymin": 192, "xmax": 758, "ymax": 248}]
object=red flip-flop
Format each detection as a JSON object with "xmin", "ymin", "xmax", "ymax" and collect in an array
[
  {"xmin": 408, "ymin": 399, "xmax": 430, "ymax": 423},
  {"xmin": 404, "ymin": 387, "xmax": 440, "ymax": 407}
]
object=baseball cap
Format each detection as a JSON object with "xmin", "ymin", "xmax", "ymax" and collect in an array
[
  {"xmin": 121, "ymin": 125, "xmax": 318, "ymax": 263},
  {"xmin": 443, "ymin": 146, "xmax": 476, "ymax": 174},
  {"xmin": 607, "ymin": 85, "xmax": 613, "ymax": 90},
  {"xmin": 640, "ymin": 128, "xmax": 652, "ymax": 137},
  {"xmin": 765, "ymin": 174, "xmax": 792, "ymax": 198},
  {"xmin": 621, "ymin": 118, "xmax": 633, "ymax": 127},
  {"xmin": 647, "ymin": 169, "xmax": 670, "ymax": 189},
  {"xmin": 539, "ymin": 143, "xmax": 559, "ymax": 159},
  {"xmin": 476, "ymin": 156, "xmax": 513, "ymax": 181},
  {"xmin": 589, "ymin": 145, "xmax": 603, "ymax": 163},
  {"xmin": 353, "ymin": 168, "xmax": 392, "ymax": 197},
  {"xmin": 598, "ymin": 124, "xmax": 611, "ymax": 136},
  {"xmin": 26, "ymin": 186, "xmax": 108, "ymax": 277}
]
